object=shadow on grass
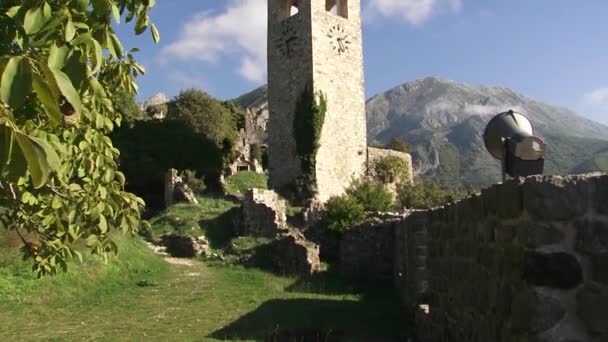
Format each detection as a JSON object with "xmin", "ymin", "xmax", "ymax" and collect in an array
[
  {"xmin": 284, "ymin": 268, "xmax": 393, "ymax": 297},
  {"xmin": 209, "ymin": 297, "xmax": 411, "ymax": 341},
  {"xmin": 198, "ymin": 206, "xmax": 241, "ymax": 249}
]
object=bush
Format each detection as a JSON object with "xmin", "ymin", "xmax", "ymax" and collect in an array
[
  {"xmin": 179, "ymin": 170, "xmax": 206, "ymax": 195},
  {"xmin": 111, "ymin": 120, "xmax": 224, "ymax": 212},
  {"xmin": 397, "ymin": 182, "xmax": 464, "ymax": 210},
  {"xmin": 386, "ymin": 137, "xmax": 411, "ymax": 153},
  {"xmin": 372, "ymin": 156, "xmax": 410, "ymax": 183},
  {"xmin": 321, "ymin": 195, "xmax": 366, "ymax": 233},
  {"xmin": 346, "ymin": 178, "xmax": 393, "ymax": 212}
]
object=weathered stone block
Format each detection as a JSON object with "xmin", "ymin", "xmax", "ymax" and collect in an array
[
  {"xmin": 528, "ymin": 222, "xmax": 565, "ymax": 248},
  {"xmin": 270, "ymin": 231, "xmax": 321, "ymax": 276},
  {"xmin": 482, "ymin": 185, "xmax": 499, "ymax": 217},
  {"xmin": 592, "ymin": 253, "xmax": 608, "ymax": 285},
  {"xmin": 577, "ymin": 283, "xmax": 608, "ymax": 336},
  {"xmin": 575, "ymin": 219, "xmax": 608, "ymax": 255},
  {"xmin": 241, "ymin": 189, "xmax": 288, "ymax": 238},
  {"xmin": 496, "ymin": 178, "xmax": 524, "ymax": 219},
  {"xmin": 525, "ymin": 251, "xmax": 583, "ymax": 289},
  {"xmin": 522, "ymin": 175, "xmax": 591, "ymax": 220},
  {"xmin": 529, "ymin": 288, "xmax": 566, "ymax": 334},
  {"xmin": 595, "ymin": 174, "xmax": 608, "ymax": 214}
]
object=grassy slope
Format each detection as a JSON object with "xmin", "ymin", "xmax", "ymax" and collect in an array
[
  {"xmin": 225, "ymin": 171, "xmax": 268, "ymax": 197},
  {"xmin": 1, "ymin": 172, "xmax": 408, "ymax": 341}
]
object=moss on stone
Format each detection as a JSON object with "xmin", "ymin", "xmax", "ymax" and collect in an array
[{"xmin": 292, "ymin": 84, "xmax": 327, "ymax": 201}]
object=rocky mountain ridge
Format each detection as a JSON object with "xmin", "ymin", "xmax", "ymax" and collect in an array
[{"xmin": 235, "ymin": 77, "xmax": 608, "ymax": 188}]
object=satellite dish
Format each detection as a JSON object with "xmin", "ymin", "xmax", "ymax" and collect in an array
[{"xmin": 483, "ymin": 110, "xmax": 546, "ymax": 180}]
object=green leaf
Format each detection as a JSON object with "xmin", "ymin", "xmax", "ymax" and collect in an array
[
  {"xmin": 0, "ymin": 125, "xmax": 27, "ymax": 180},
  {"xmin": 32, "ymin": 72, "xmax": 62, "ymax": 125},
  {"xmin": 51, "ymin": 195, "xmax": 62, "ymax": 209},
  {"xmin": 86, "ymin": 234, "xmax": 99, "ymax": 247},
  {"xmin": 134, "ymin": 13, "xmax": 149, "ymax": 35},
  {"xmin": 65, "ymin": 19, "xmax": 76, "ymax": 42},
  {"xmin": 14, "ymin": 131, "xmax": 52, "ymax": 189},
  {"xmin": 24, "ymin": 5, "xmax": 47, "ymax": 35},
  {"xmin": 42, "ymin": 2, "xmax": 52, "ymax": 21},
  {"xmin": 30, "ymin": 136, "xmax": 60, "ymax": 171},
  {"xmin": 111, "ymin": 3, "xmax": 120, "ymax": 24},
  {"xmin": 88, "ymin": 39, "xmax": 102, "ymax": 73},
  {"xmin": 150, "ymin": 23, "xmax": 160, "ymax": 43},
  {"xmin": 0, "ymin": 57, "xmax": 33, "ymax": 109},
  {"xmin": 49, "ymin": 68, "xmax": 82, "ymax": 116},
  {"xmin": 6, "ymin": 6, "xmax": 21, "ymax": 18},
  {"xmin": 48, "ymin": 44, "xmax": 69, "ymax": 70},
  {"xmin": 98, "ymin": 214, "xmax": 107, "ymax": 233},
  {"xmin": 109, "ymin": 33, "xmax": 124, "ymax": 58}
]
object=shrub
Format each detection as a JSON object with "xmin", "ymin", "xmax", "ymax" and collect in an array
[
  {"xmin": 321, "ymin": 195, "xmax": 366, "ymax": 233},
  {"xmin": 179, "ymin": 170, "xmax": 206, "ymax": 195},
  {"xmin": 372, "ymin": 156, "xmax": 410, "ymax": 183},
  {"xmin": 386, "ymin": 137, "xmax": 411, "ymax": 153},
  {"xmin": 346, "ymin": 178, "xmax": 393, "ymax": 212},
  {"xmin": 397, "ymin": 182, "xmax": 464, "ymax": 209}
]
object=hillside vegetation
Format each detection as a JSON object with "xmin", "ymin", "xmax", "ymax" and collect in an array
[{"xmin": 0, "ymin": 195, "xmax": 408, "ymax": 341}]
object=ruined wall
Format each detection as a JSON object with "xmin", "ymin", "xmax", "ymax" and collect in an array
[
  {"xmin": 367, "ymin": 147, "xmax": 414, "ymax": 199},
  {"xmin": 337, "ymin": 173, "xmax": 608, "ymax": 341},
  {"xmin": 338, "ymin": 214, "xmax": 403, "ymax": 281},
  {"xmin": 396, "ymin": 173, "xmax": 608, "ymax": 342},
  {"xmin": 241, "ymin": 189, "xmax": 288, "ymax": 238}
]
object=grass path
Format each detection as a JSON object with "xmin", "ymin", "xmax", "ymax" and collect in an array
[{"xmin": 0, "ymin": 235, "xmax": 409, "ymax": 341}]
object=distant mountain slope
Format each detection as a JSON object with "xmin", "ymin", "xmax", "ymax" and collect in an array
[{"xmin": 234, "ymin": 77, "xmax": 608, "ymax": 188}]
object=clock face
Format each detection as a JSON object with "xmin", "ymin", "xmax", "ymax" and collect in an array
[
  {"xmin": 327, "ymin": 24, "xmax": 350, "ymax": 55},
  {"xmin": 274, "ymin": 23, "xmax": 299, "ymax": 58}
]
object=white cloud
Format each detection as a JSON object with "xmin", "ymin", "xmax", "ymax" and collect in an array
[
  {"xmin": 161, "ymin": 0, "xmax": 267, "ymax": 83},
  {"xmin": 463, "ymin": 104, "xmax": 525, "ymax": 116},
  {"xmin": 365, "ymin": 0, "xmax": 462, "ymax": 25},
  {"xmin": 584, "ymin": 88, "xmax": 608, "ymax": 111},
  {"xmin": 168, "ymin": 70, "xmax": 205, "ymax": 89}
]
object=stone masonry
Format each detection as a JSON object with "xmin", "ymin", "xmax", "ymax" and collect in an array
[
  {"xmin": 241, "ymin": 189, "xmax": 289, "ymax": 238},
  {"xmin": 337, "ymin": 173, "xmax": 608, "ymax": 341},
  {"xmin": 267, "ymin": 0, "xmax": 367, "ymax": 203}
]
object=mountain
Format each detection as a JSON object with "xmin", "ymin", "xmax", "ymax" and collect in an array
[{"xmin": 233, "ymin": 77, "xmax": 608, "ymax": 188}]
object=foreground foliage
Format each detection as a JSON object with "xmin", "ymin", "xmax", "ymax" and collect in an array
[{"xmin": 0, "ymin": 0, "xmax": 158, "ymax": 275}]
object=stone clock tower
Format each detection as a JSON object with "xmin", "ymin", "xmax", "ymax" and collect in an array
[{"xmin": 267, "ymin": 0, "xmax": 367, "ymax": 203}]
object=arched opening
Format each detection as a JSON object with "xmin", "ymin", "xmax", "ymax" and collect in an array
[
  {"xmin": 278, "ymin": 0, "xmax": 300, "ymax": 20},
  {"xmin": 326, "ymin": 0, "xmax": 348, "ymax": 19}
]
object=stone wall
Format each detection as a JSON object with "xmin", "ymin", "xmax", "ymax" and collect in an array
[
  {"xmin": 241, "ymin": 189, "xmax": 288, "ymax": 238},
  {"xmin": 397, "ymin": 173, "xmax": 608, "ymax": 341},
  {"xmin": 337, "ymin": 173, "xmax": 607, "ymax": 341},
  {"xmin": 338, "ymin": 214, "xmax": 403, "ymax": 281}
]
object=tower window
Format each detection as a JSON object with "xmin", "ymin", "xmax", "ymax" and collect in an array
[
  {"xmin": 326, "ymin": 0, "xmax": 348, "ymax": 19},
  {"xmin": 278, "ymin": 0, "xmax": 300, "ymax": 20}
]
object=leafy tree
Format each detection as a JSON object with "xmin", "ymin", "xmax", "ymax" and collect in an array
[
  {"xmin": 167, "ymin": 89, "xmax": 240, "ymax": 152},
  {"xmin": 386, "ymin": 137, "xmax": 411, "ymax": 153},
  {"xmin": 0, "ymin": 0, "xmax": 160, "ymax": 275},
  {"xmin": 321, "ymin": 194, "xmax": 366, "ymax": 234},
  {"xmin": 371, "ymin": 155, "xmax": 410, "ymax": 184},
  {"xmin": 113, "ymin": 89, "xmax": 143, "ymax": 124},
  {"xmin": 396, "ymin": 182, "xmax": 464, "ymax": 210},
  {"xmin": 346, "ymin": 178, "xmax": 393, "ymax": 212}
]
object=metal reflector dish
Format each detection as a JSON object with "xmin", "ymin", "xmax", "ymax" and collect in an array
[{"xmin": 483, "ymin": 110, "xmax": 535, "ymax": 160}]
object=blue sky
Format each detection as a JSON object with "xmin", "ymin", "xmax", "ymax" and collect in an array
[{"xmin": 115, "ymin": 0, "xmax": 608, "ymax": 125}]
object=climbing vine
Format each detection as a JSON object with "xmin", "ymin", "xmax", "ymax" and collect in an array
[{"xmin": 292, "ymin": 84, "xmax": 326, "ymax": 200}]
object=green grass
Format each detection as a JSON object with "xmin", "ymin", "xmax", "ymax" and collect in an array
[
  {"xmin": 0, "ymin": 231, "xmax": 409, "ymax": 341},
  {"xmin": 147, "ymin": 195, "xmax": 239, "ymax": 248},
  {"xmin": 225, "ymin": 171, "xmax": 268, "ymax": 196},
  {"xmin": 0, "ymin": 175, "xmax": 410, "ymax": 340}
]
